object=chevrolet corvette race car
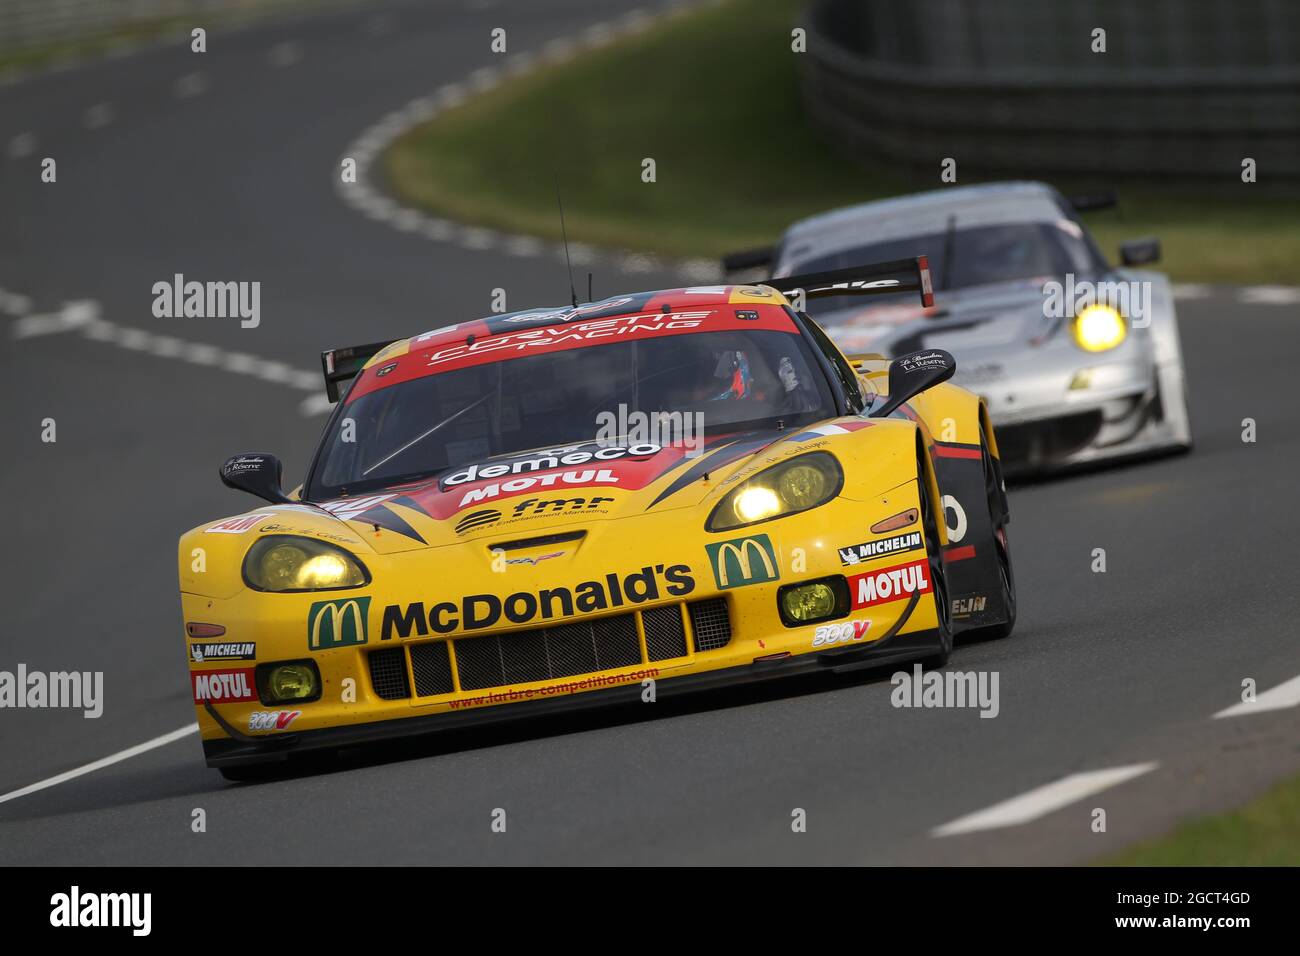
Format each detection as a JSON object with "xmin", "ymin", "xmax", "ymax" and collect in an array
[
  {"xmin": 179, "ymin": 259, "xmax": 1015, "ymax": 777},
  {"xmin": 724, "ymin": 182, "xmax": 1193, "ymax": 475}
]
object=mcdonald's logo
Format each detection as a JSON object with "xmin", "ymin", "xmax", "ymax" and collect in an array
[
  {"xmin": 307, "ymin": 597, "xmax": 371, "ymax": 650},
  {"xmin": 705, "ymin": 534, "xmax": 779, "ymax": 589}
]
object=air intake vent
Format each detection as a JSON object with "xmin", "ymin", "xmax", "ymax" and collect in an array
[
  {"xmin": 368, "ymin": 647, "xmax": 410, "ymax": 700},
  {"xmin": 688, "ymin": 598, "xmax": 732, "ymax": 651}
]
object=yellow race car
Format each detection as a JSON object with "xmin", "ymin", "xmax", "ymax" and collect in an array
[{"xmin": 179, "ymin": 258, "xmax": 1015, "ymax": 777}]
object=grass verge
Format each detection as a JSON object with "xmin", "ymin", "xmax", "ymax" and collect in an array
[
  {"xmin": 1102, "ymin": 771, "xmax": 1300, "ymax": 866},
  {"xmin": 385, "ymin": 0, "xmax": 1300, "ymax": 284}
]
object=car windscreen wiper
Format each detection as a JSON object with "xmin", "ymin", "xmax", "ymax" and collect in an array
[{"xmin": 361, "ymin": 391, "xmax": 495, "ymax": 477}]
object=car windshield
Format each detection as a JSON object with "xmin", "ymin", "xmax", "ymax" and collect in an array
[
  {"xmin": 306, "ymin": 327, "xmax": 835, "ymax": 499},
  {"xmin": 792, "ymin": 221, "xmax": 1106, "ymax": 319}
]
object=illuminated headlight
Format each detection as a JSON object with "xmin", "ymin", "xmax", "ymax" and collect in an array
[
  {"xmin": 778, "ymin": 577, "xmax": 849, "ymax": 626},
  {"xmin": 243, "ymin": 535, "xmax": 369, "ymax": 592},
  {"xmin": 1072, "ymin": 304, "xmax": 1127, "ymax": 353},
  {"xmin": 708, "ymin": 452, "xmax": 843, "ymax": 532},
  {"xmin": 256, "ymin": 661, "xmax": 321, "ymax": 703}
]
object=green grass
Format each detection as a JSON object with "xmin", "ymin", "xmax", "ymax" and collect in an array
[
  {"xmin": 385, "ymin": 0, "xmax": 1300, "ymax": 285},
  {"xmin": 0, "ymin": 18, "xmax": 192, "ymax": 74},
  {"xmin": 0, "ymin": 1, "xmax": 345, "ymax": 75},
  {"xmin": 1102, "ymin": 771, "xmax": 1300, "ymax": 866}
]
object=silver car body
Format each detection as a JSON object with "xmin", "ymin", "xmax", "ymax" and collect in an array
[{"xmin": 774, "ymin": 182, "xmax": 1192, "ymax": 474}]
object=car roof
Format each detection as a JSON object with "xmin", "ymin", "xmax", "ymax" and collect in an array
[
  {"xmin": 779, "ymin": 181, "xmax": 1072, "ymax": 270},
  {"xmin": 388, "ymin": 286, "xmax": 786, "ymax": 357},
  {"xmin": 345, "ymin": 285, "xmax": 800, "ymax": 402}
]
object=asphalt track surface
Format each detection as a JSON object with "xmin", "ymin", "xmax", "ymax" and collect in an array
[{"xmin": 1, "ymin": 0, "xmax": 1298, "ymax": 865}]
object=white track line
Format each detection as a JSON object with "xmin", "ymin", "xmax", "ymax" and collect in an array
[
  {"xmin": 932, "ymin": 763, "xmax": 1157, "ymax": 837},
  {"xmin": 1215, "ymin": 673, "xmax": 1300, "ymax": 718},
  {"xmin": 0, "ymin": 723, "xmax": 197, "ymax": 806},
  {"xmin": 1239, "ymin": 285, "xmax": 1300, "ymax": 305}
]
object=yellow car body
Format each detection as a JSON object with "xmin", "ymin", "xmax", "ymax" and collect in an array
[{"xmin": 179, "ymin": 282, "xmax": 1012, "ymax": 772}]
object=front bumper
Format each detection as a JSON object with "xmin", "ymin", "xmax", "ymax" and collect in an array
[
  {"xmin": 967, "ymin": 351, "xmax": 1182, "ymax": 474},
  {"xmin": 201, "ymin": 617, "xmax": 945, "ymax": 768},
  {"xmin": 185, "ymin": 481, "xmax": 946, "ymax": 768}
]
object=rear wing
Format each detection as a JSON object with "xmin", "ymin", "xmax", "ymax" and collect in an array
[
  {"xmin": 320, "ymin": 339, "xmax": 396, "ymax": 403},
  {"xmin": 759, "ymin": 256, "xmax": 934, "ymax": 309}
]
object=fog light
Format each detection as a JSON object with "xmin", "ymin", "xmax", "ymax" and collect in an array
[
  {"xmin": 258, "ymin": 662, "xmax": 320, "ymax": 703},
  {"xmin": 778, "ymin": 577, "xmax": 848, "ymax": 626}
]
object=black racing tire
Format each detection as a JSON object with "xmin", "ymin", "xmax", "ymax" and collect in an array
[
  {"xmin": 963, "ymin": 432, "xmax": 1016, "ymax": 642},
  {"xmin": 917, "ymin": 451, "xmax": 953, "ymax": 667}
]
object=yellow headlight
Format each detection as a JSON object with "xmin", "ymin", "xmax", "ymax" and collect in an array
[
  {"xmin": 733, "ymin": 486, "xmax": 781, "ymax": 524},
  {"xmin": 244, "ymin": 536, "xmax": 368, "ymax": 592},
  {"xmin": 708, "ymin": 452, "xmax": 843, "ymax": 531},
  {"xmin": 1073, "ymin": 304, "xmax": 1127, "ymax": 352},
  {"xmin": 779, "ymin": 464, "xmax": 827, "ymax": 509},
  {"xmin": 295, "ymin": 553, "xmax": 353, "ymax": 589}
]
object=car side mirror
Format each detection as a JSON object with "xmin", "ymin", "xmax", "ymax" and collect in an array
[
  {"xmin": 1120, "ymin": 237, "xmax": 1161, "ymax": 266},
  {"xmin": 869, "ymin": 350, "xmax": 956, "ymax": 419},
  {"xmin": 220, "ymin": 453, "xmax": 292, "ymax": 504}
]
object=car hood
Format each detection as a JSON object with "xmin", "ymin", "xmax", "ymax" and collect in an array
[
  {"xmin": 202, "ymin": 426, "xmax": 874, "ymax": 556},
  {"xmin": 815, "ymin": 275, "xmax": 1074, "ymax": 362}
]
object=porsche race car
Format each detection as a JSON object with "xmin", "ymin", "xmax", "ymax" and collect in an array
[
  {"xmin": 179, "ymin": 258, "xmax": 1015, "ymax": 777},
  {"xmin": 724, "ymin": 182, "xmax": 1193, "ymax": 475}
]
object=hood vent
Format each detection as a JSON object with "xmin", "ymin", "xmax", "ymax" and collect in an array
[{"xmin": 488, "ymin": 530, "xmax": 587, "ymax": 553}]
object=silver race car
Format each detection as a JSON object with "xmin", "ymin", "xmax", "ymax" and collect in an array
[{"xmin": 727, "ymin": 182, "xmax": 1192, "ymax": 475}]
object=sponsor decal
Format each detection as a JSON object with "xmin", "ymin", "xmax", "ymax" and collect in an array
[
  {"xmin": 952, "ymin": 596, "xmax": 988, "ymax": 615},
  {"xmin": 459, "ymin": 469, "xmax": 621, "ymax": 507},
  {"xmin": 504, "ymin": 551, "xmax": 565, "ymax": 566},
  {"xmin": 850, "ymin": 558, "xmax": 932, "ymax": 609},
  {"xmin": 307, "ymin": 597, "xmax": 371, "ymax": 650},
  {"xmin": 943, "ymin": 495, "xmax": 968, "ymax": 543},
  {"xmin": 812, "ymin": 619, "xmax": 871, "ymax": 647},
  {"xmin": 319, "ymin": 494, "xmax": 396, "ymax": 521},
  {"xmin": 839, "ymin": 531, "xmax": 923, "ymax": 566},
  {"xmin": 423, "ymin": 311, "xmax": 714, "ymax": 369},
  {"xmin": 205, "ymin": 514, "xmax": 264, "ymax": 534},
  {"xmin": 735, "ymin": 309, "xmax": 759, "ymax": 321},
  {"xmin": 256, "ymin": 522, "xmax": 361, "ymax": 546},
  {"xmin": 704, "ymin": 534, "xmax": 779, "ymax": 589},
  {"xmin": 442, "ymin": 444, "xmax": 660, "ymax": 489},
  {"xmin": 375, "ymin": 361, "xmax": 398, "ymax": 377},
  {"xmin": 380, "ymin": 565, "xmax": 695, "ymax": 639},
  {"xmin": 498, "ymin": 297, "xmax": 637, "ymax": 325},
  {"xmin": 248, "ymin": 710, "xmax": 300, "ymax": 731},
  {"xmin": 191, "ymin": 667, "xmax": 257, "ymax": 703},
  {"xmin": 222, "ymin": 456, "xmax": 265, "ymax": 475},
  {"xmin": 190, "ymin": 641, "xmax": 255, "ymax": 662},
  {"xmin": 510, "ymin": 495, "xmax": 613, "ymax": 519},
  {"xmin": 455, "ymin": 508, "xmax": 501, "ymax": 534},
  {"xmin": 899, "ymin": 351, "xmax": 948, "ymax": 374}
]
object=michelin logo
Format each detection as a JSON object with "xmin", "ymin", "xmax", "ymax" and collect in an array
[{"xmin": 839, "ymin": 531, "xmax": 922, "ymax": 566}]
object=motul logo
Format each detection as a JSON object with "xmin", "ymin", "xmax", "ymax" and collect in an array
[
  {"xmin": 191, "ymin": 668, "xmax": 257, "ymax": 703},
  {"xmin": 850, "ymin": 559, "xmax": 932, "ymax": 609}
]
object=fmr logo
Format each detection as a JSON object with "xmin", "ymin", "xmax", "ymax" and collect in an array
[
  {"xmin": 705, "ymin": 534, "xmax": 779, "ymax": 589},
  {"xmin": 307, "ymin": 597, "xmax": 371, "ymax": 650}
]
